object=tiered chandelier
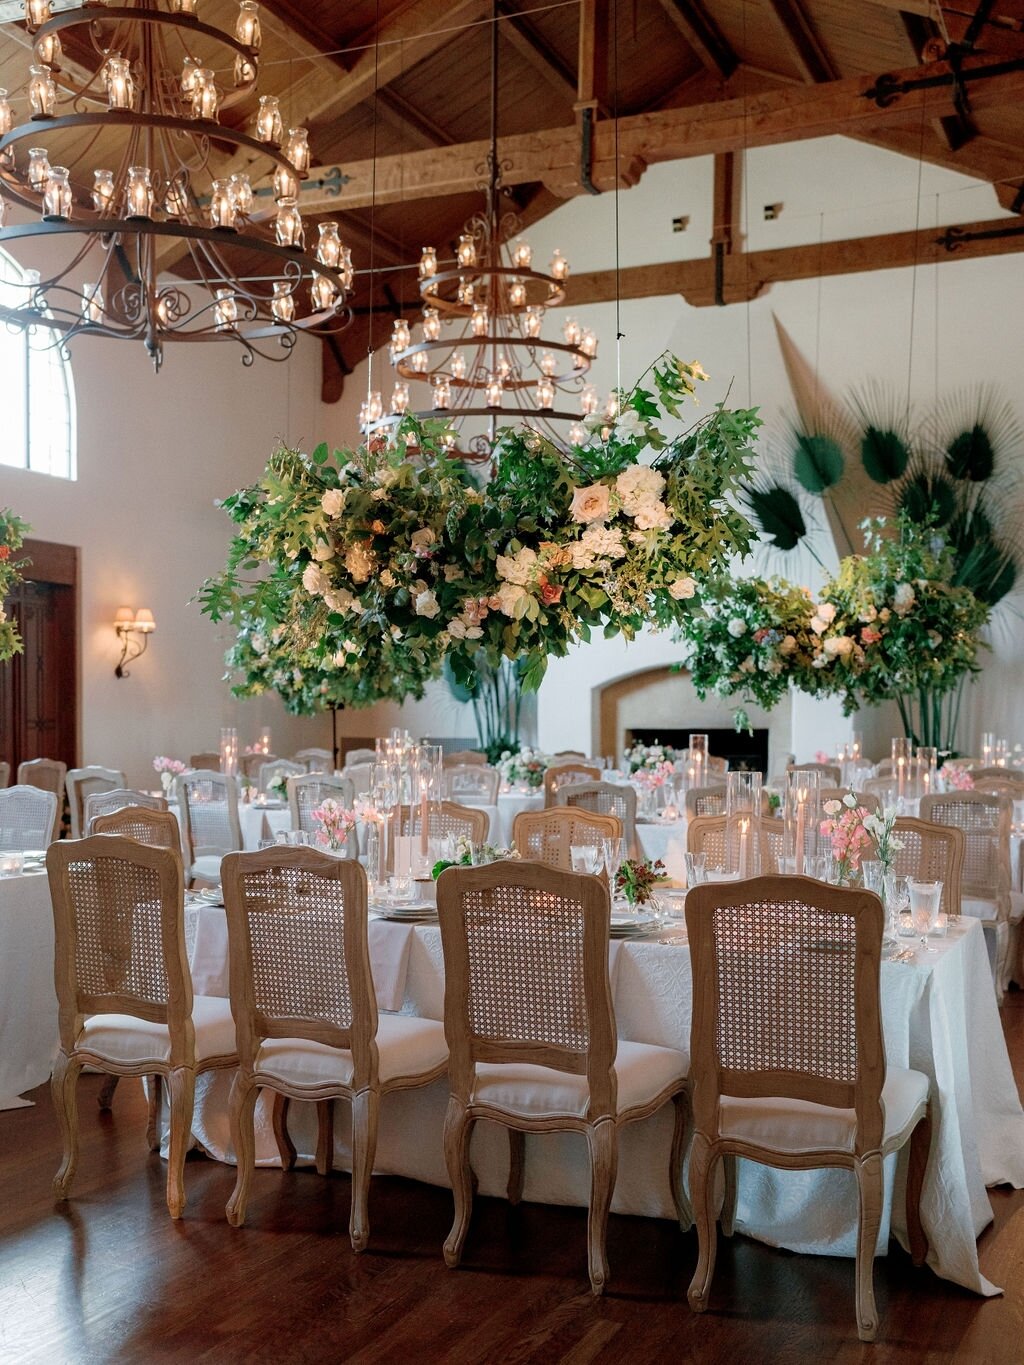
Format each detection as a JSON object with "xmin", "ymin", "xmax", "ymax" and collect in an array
[
  {"xmin": 0, "ymin": 0, "xmax": 354, "ymax": 368},
  {"xmin": 360, "ymin": 9, "xmax": 601, "ymax": 458}
]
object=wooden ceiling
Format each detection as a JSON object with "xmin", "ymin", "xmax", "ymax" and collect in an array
[{"xmin": 1, "ymin": 1, "xmax": 1023, "ymax": 397}]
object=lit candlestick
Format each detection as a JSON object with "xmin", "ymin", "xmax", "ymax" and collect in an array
[
  {"xmin": 795, "ymin": 788, "xmax": 807, "ymax": 876},
  {"xmin": 738, "ymin": 817, "xmax": 750, "ymax": 879},
  {"xmin": 419, "ymin": 789, "xmax": 429, "ymax": 859},
  {"xmin": 897, "ymin": 756, "xmax": 906, "ymax": 804}
]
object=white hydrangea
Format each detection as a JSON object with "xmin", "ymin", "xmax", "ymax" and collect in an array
[
  {"xmin": 727, "ymin": 617, "xmax": 747, "ymax": 638},
  {"xmin": 579, "ymin": 524, "xmax": 626, "ymax": 560},
  {"xmin": 321, "ymin": 489, "xmax": 345, "ymax": 517},
  {"xmin": 616, "ymin": 464, "xmax": 665, "ymax": 514},
  {"xmin": 495, "ymin": 546, "xmax": 538, "ymax": 585}
]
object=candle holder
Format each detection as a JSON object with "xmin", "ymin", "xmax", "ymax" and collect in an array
[
  {"xmin": 219, "ymin": 726, "xmax": 238, "ymax": 777},
  {"xmin": 784, "ymin": 770, "xmax": 822, "ymax": 877},
  {"xmin": 725, "ymin": 771, "xmax": 762, "ymax": 878},
  {"xmin": 688, "ymin": 733, "xmax": 709, "ymax": 790}
]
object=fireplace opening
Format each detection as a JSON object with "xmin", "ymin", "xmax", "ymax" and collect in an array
[{"xmin": 627, "ymin": 726, "xmax": 769, "ymax": 773}]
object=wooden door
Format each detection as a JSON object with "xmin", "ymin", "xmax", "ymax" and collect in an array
[{"xmin": 0, "ymin": 538, "xmax": 78, "ymax": 775}]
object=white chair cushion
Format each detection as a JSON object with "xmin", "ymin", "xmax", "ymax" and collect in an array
[
  {"xmin": 78, "ymin": 996, "xmax": 237, "ymax": 1067},
  {"xmin": 255, "ymin": 1014, "xmax": 447, "ymax": 1091},
  {"xmin": 191, "ymin": 854, "xmax": 222, "ymax": 881},
  {"xmin": 470, "ymin": 1040, "xmax": 688, "ymax": 1121},
  {"xmin": 719, "ymin": 1067, "xmax": 928, "ymax": 1156}
]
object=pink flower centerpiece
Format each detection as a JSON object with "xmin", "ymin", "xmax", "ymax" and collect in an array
[
  {"xmin": 153, "ymin": 755, "xmax": 186, "ymax": 796},
  {"xmin": 941, "ymin": 765, "xmax": 975, "ymax": 792},
  {"xmin": 819, "ymin": 792, "xmax": 874, "ymax": 884},
  {"xmin": 311, "ymin": 798, "xmax": 357, "ymax": 852}
]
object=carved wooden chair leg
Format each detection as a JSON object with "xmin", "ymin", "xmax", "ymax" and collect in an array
[
  {"xmin": 443, "ymin": 1098, "xmax": 476, "ymax": 1269},
  {"xmin": 271, "ymin": 1092, "xmax": 297, "ymax": 1170},
  {"xmin": 670, "ymin": 1090, "xmax": 694, "ymax": 1229},
  {"xmin": 51, "ymin": 1050, "xmax": 83, "ymax": 1202},
  {"xmin": 687, "ymin": 1133, "xmax": 720, "ymax": 1314},
  {"xmin": 315, "ymin": 1099, "xmax": 336, "ymax": 1177},
  {"xmin": 97, "ymin": 1074, "xmax": 120, "ymax": 1111},
  {"xmin": 226, "ymin": 1075, "xmax": 261, "ymax": 1228},
  {"xmin": 349, "ymin": 1089, "xmax": 378, "ymax": 1252},
  {"xmin": 507, "ymin": 1129, "xmax": 525, "ymax": 1205},
  {"xmin": 854, "ymin": 1152, "xmax": 884, "ymax": 1343},
  {"xmin": 585, "ymin": 1118, "xmax": 618, "ymax": 1296},
  {"xmin": 720, "ymin": 1154, "xmax": 738, "ymax": 1237},
  {"xmin": 146, "ymin": 1075, "xmax": 163, "ymax": 1152}
]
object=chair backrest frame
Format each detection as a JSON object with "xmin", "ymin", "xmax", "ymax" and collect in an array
[
  {"xmin": 91, "ymin": 805, "xmax": 181, "ymax": 849},
  {"xmin": 0, "ymin": 784, "xmax": 59, "ymax": 850},
  {"xmin": 437, "ymin": 860, "xmax": 617, "ymax": 1116},
  {"xmin": 919, "ymin": 792, "xmax": 1010, "ymax": 911},
  {"xmin": 511, "ymin": 806, "xmax": 621, "ymax": 869},
  {"xmin": 686, "ymin": 874, "xmax": 886, "ymax": 1154},
  {"xmin": 543, "ymin": 763, "xmax": 602, "ymax": 806},
  {"xmin": 287, "ymin": 773, "xmax": 357, "ymax": 854},
  {"xmin": 443, "ymin": 764, "xmax": 500, "ymax": 805},
  {"xmin": 176, "ymin": 770, "xmax": 242, "ymax": 862},
  {"xmin": 66, "ymin": 766, "xmax": 126, "ymax": 839},
  {"xmin": 84, "ymin": 788, "xmax": 167, "ymax": 831}
]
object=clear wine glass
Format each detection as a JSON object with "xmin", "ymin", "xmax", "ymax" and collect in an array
[
  {"xmin": 909, "ymin": 879, "xmax": 943, "ymax": 954},
  {"xmin": 602, "ymin": 836, "xmax": 623, "ymax": 899}
]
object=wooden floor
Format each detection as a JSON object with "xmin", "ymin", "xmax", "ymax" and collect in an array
[{"xmin": 4, "ymin": 1000, "xmax": 1024, "ymax": 1364}]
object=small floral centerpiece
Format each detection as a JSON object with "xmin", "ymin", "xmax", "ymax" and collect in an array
[
  {"xmin": 431, "ymin": 834, "xmax": 519, "ymax": 879},
  {"xmin": 863, "ymin": 805, "xmax": 904, "ymax": 874},
  {"xmin": 819, "ymin": 792, "xmax": 875, "ymax": 884},
  {"xmin": 496, "ymin": 746, "xmax": 552, "ymax": 790},
  {"xmin": 623, "ymin": 740, "xmax": 679, "ymax": 773},
  {"xmin": 615, "ymin": 856, "xmax": 667, "ymax": 908},
  {"xmin": 0, "ymin": 508, "xmax": 29, "ymax": 663},
  {"xmin": 267, "ymin": 773, "xmax": 289, "ymax": 802},
  {"xmin": 941, "ymin": 764, "xmax": 975, "ymax": 792},
  {"xmin": 677, "ymin": 575, "xmax": 820, "ymax": 732},
  {"xmin": 310, "ymin": 798, "xmax": 357, "ymax": 853},
  {"xmin": 153, "ymin": 755, "xmax": 186, "ymax": 797}
]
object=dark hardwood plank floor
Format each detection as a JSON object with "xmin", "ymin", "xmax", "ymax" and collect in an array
[{"xmin": 4, "ymin": 996, "xmax": 1024, "ymax": 1364}]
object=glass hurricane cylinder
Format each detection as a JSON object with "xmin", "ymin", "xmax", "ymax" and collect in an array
[
  {"xmin": 41, "ymin": 166, "xmax": 71, "ymax": 220},
  {"xmin": 688, "ymin": 733, "xmax": 709, "ymax": 789},
  {"xmin": 725, "ymin": 771, "xmax": 762, "ymax": 878},
  {"xmin": 892, "ymin": 736, "xmax": 913, "ymax": 806},
  {"xmin": 783, "ymin": 769, "xmax": 822, "ymax": 877},
  {"xmin": 220, "ymin": 727, "xmax": 238, "ymax": 777}
]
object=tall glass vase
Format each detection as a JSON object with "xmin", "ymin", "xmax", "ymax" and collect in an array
[
  {"xmin": 784, "ymin": 769, "xmax": 822, "ymax": 876},
  {"xmin": 725, "ymin": 771, "xmax": 762, "ymax": 878}
]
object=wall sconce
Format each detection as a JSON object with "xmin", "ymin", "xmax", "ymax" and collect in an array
[{"xmin": 114, "ymin": 605, "xmax": 155, "ymax": 677}]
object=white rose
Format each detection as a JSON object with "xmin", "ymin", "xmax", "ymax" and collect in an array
[
  {"xmin": 632, "ymin": 499, "xmax": 674, "ymax": 531},
  {"xmin": 669, "ymin": 576, "xmax": 696, "ymax": 600},
  {"xmin": 616, "ymin": 464, "xmax": 665, "ymax": 514},
  {"xmin": 727, "ymin": 617, "xmax": 747, "ymax": 638},
  {"xmin": 893, "ymin": 582, "xmax": 916, "ymax": 615},
  {"xmin": 495, "ymin": 547, "xmax": 537, "ymax": 586},
  {"xmin": 414, "ymin": 589, "xmax": 440, "ymax": 619},
  {"xmin": 613, "ymin": 408, "xmax": 646, "ymax": 442},
  {"xmin": 321, "ymin": 489, "xmax": 345, "ymax": 517},
  {"xmin": 447, "ymin": 618, "xmax": 467, "ymax": 639},
  {"xmin": 302, "ymin": 562, "xmax": 327, "ymax": 595},
  {"xmin": 816, "ymin": 602, "xmax": 836, "ymax": 623},
  {"xmin": 410, "ymin": 528, "xmax": 436, "ymax": 556},
  {"xmin": 312, "ymin": 539, "xmax": 333, "ymax": 562},
  {"xmin": 495, "ymin": 581, "xmax": 527, "ymax": 616},
  {"xmin": 823, "ymin": 635, "xmax": 854, "ymax": 658},
  {"xmin": 809, "ymin": 615, "xmax": 827, "ymax": 636}
]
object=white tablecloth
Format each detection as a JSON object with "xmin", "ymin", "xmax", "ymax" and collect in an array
[
  {"xmin": 495, "ymin": 790, "xmax": 544, "ymax": 846},
  {"xmin": 176, "ymin": 910, "xmax": 1022, "ymax": 1295},
  {"xmin": 238, "ymin": 803, "xmax": 292, "ymax": 850},
  {"xmin": 0, "ymin": 870, "xmax": 58, "ymax": 1109},
  {"xmin": 636, "ymin": 819, "xmax": 689, "ymax": 881}
]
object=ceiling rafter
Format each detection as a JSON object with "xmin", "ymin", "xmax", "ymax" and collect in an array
[
  {"xmin": 153, "ymin": 0, "xmax": 491, "ymax": 273},
  {"xmin": 899, "ymin": 10, "xmax": 974, "ymax": 152},
  {"xmin": 762, "ymin": 0, "xmax": 839, "ymax": 84},
  {"xmin": 258, "ymin": 51, "xmax": 1024, "ymax": 213},
  {"xmin": 496, "ymin": 0, "xmax": 578, "ymax": 105},
  {"xmin": 655, "ymin": 0, "xmax": 738, "ymax": 80}
]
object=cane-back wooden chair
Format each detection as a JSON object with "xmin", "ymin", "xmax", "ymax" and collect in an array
[
  {"xmin": 294, "ymin": 747, "xmax": 334, "ymax": 773},
  {"xmin": 85, "ymin": 788, "xmax": 167, "ymax": 831},
  {"xmin": 443, "ymin": 750, "xmax": 487, "ymax": 767},
  {"xmin": 787, "ymin": 761, "xmax": 842, "ymax": 787},
  {"xmin": 0, "ymin": 760, "xmax": 8, "ymax": 789},
  {"xmin": 557, "ymin": 781, "xmax": 639, "ymax": 858},
  {"xmin": 220, "ymin": 849, "xmax": 448, "ymax": 1249},
  {"xmin": 17, "ymin": 758, "xmax": 66, "ymax": 841},
  {"xmin": 176, "ymin": 771, "xmax": 242, "ymax": 885},
  {"xmin": 91, "ymin": 805, "xmax": 181, "ymax": 849},
  {"xmin": 0, "ymin": 785, "xmax": 59, "ymax": 850},
  {"xmin": 685, "ymin": 875, "xmax": 930, "ymax": 1342},
  {"xmin": 684, "ymin": 785, "xmax": 727, "ymax": 819},
  {"xmin": 239, "ymin": 751, "xmax": 274, "ymax": 782},
  {"xmin": 511, "ymin": 807, "xmax": 621, "ymax": 869},
  {"xmin": 395, "ymin": 800, "xmax": 490, "ymax": 847},
  {"xmin": 542, "ymin": 762, "xmax": 602, "ymax": 807},
  {"xmin": 188, "ymin": 752, "xmax": 221, "ymax": 771},
  {"xmin": 436, "ymin": 860, "xmax": 690, "ymax": 1294},
  {"xmin": 919, "ymin": 794, "xmax": 1016, "ymax": 997},
  {"xmin": 46, "ymin": 836, "xmax": 237, "ymax": 1217},
  {"xmin": 287, "ymin": 773, "xmax": 357, "ymax": 856},
  {"xmin": 66, "ymin": 766, "xmax": 126, "ymax": 839},
  {"xmin": 819, "ymin": 787, "xmax": 882, "ymax": 815},
  {"xmin": 443, "ymin": 764, "xmax": 500, "ymax": 805}
]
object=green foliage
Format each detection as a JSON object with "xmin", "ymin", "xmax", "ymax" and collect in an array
[
  {"xmin": 198, "ymin": 355, "xmax": 762, "ymax": 716},
  {"xmin": 793, "ymin": 433, "xmax": 844, "ymax": 493},
  {"xmin": 741, "ymin": 482, "xmax": 806, "ymax": 552},
  {"xmin": 946, "ymin": 424, "xmax": 995, "ymax": 482},
  {"xmin": 861, "ymin": 426, "xmax": 910, "ymax": 484},
  {"xmin": 0, "ymin": 509, "xmax": 30, "ymax": 663}
]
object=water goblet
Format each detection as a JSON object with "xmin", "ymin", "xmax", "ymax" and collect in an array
[
  {"xmin": 684, "ymin": 851, "xmax": 706, "ymax": 888},
  {"xmin": 909, "ymin": 879, "xmax": 943, "ymax": 953},
  {"xmin": 571, "ymin": 843, "xmax": 602, "ymax": 874},
  {"xmin": 861, "ymin": 859, "xmax": 883, "ymax": 895},
  {"xmin": 884, "ymin": 873, "xmax": 912, "ymax": 941}
]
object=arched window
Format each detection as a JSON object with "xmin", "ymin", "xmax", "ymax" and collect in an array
[{"xmin": 0, "ymin": 249, "xmax": 76, "ymax": 480}]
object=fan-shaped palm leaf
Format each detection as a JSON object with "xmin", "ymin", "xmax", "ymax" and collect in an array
[
  {"xmin": 861, "ymin": 426, "xmax": 911, "ymax": 483},
  {"xmin": 741, "ymin": 481, "xmax": 807, "ymax": 551},
  {"xmin": 847, "ymin": 382, "xmax": 913, "ymax": 485},
  {"xmin": 793, "ymin": 433, "xmax": 844, "ymax": 494}
]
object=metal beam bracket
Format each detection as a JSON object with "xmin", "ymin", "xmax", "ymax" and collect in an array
[
  {"xmin": 578, "ymin": 105, "xmax": 601, "ymax": 196},
  {"xmin": 938, "ymin": 222, "xmax": 1024, "ymax": 252},
  {"xmin": 863, "ymin": 55, "xmax": 1024, "ymax": 112}
]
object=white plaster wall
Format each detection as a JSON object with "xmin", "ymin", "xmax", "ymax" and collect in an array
[{"xmin": 0, "ymin": 333, "xmax": 332, "ymax": 787}]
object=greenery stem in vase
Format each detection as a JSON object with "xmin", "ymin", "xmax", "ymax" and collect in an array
[{"xmin": 614, "ymin": 856, "xmax": 667, "ymax": 910}]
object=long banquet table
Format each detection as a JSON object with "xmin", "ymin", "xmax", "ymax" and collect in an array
[
  {"xmin": 0, "ymin": 869, "xmax": 58, "ymax": 1110},
  {"xmin": 178, "ymin": 902, "xmax": 1024, "ymax": 1296}
]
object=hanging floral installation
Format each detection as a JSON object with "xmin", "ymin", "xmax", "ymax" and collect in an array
[
  {"xmin": 0, "ymin": 509, "xmax": 29, "ymax": 664},
  {"xmin": 678, "ymin": 515, "xmax": 990, "ymax": 750},
  {"xmin": 199, "ymin": 356, "xmax": 762, "ymax": 717}
]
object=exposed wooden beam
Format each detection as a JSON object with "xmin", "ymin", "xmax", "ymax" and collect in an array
[
  {"xmin": 497, "ymin": 1, "xmax": 578, "ymax": 105},
  {"xmin": 565, "ymin": 212, "xmax": 1024, "ymax": 307},
  {"xmin": 762, "ymin": 0, "xmax": 838, "ymax": 84},
  {"xmin": 862, "ymin": 1, "xmax": 941, "ymax": 14},
  {"xmin": 850, "ymin": 123, "xmax": 1024, "ymax": 207},
  {"xmin": 711, "ymin": 152, "xmax": 738, "ymax": 253},
  {"xmin": 270, "ymin": 52, "xmax": 1024, "ymax": 213},
  {"xmin": 576, "ymin": 0, "xmax": 610, "ymax": 112},
  {"xmin": 655, "ymin": 0, "xmax": 738, "ymax": 80},
  {"xmin": 899, "ymin": 11, "xmax": 972, "ymax": 152},
  {"xmin": 155, "ymin": 0, "xmax": 490, "ymax": 272},
  {"xmin": 375, "ymin": 89, "xmax": 453, "ymax": 148}
]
